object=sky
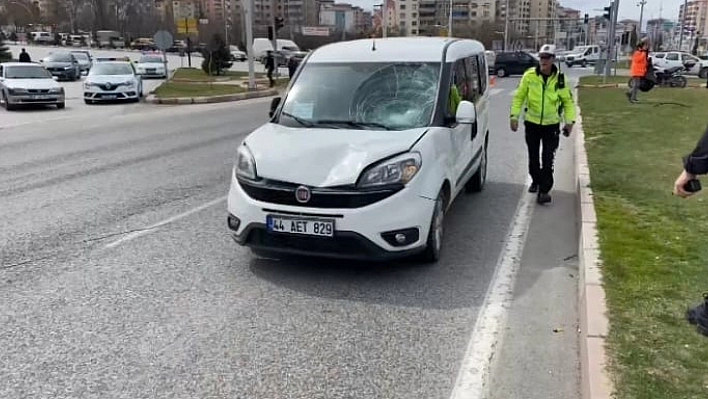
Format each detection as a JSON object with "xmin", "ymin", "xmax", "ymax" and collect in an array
[{"xmin": 346, "ymin": 0, "xmax": 685, "ymax": 26}]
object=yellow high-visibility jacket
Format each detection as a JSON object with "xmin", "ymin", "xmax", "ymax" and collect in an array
[{"xmin": 510, "ymin": 66, "xmax": 576, "ymax": 126}]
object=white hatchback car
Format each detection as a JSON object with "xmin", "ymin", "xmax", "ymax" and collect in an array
[{"xmin": 227, "ymin": 37, "xmax": 491, "ymax": 263}]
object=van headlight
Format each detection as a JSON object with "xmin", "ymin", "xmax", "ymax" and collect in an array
[
  {"xmin": 358, "ymin": 152, "xmax": 422, "ymax": 188},
  {"xmin": 235, "ymin": 145, "xmax": 257, "ymax": 180}
]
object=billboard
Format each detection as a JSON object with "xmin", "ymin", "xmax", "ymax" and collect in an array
[{"xmin": 301, "ymin": 27, "xmax": 330, "ymax": 36}]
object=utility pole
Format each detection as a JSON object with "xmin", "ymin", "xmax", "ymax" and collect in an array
[
  {"xmin": 637, "ymin": 0, "xmax": 647, "ymax": 37},
  {"xmin": 679, "ymin": 0, "xmax": 688, "ymax": 51},
  {"xmin": 503, "ymin": 0, "xmax": 510, "ymax": 50},
  {"xmin": 222, "ymin": 0, "xmax": 229, "ymax": 45},
  {"xmin": 244, "ymin": 0, "xmax": 256, "ymax": 90},
  {"xmin": 448, "ymin": 0, "xmax": 453, "ymax": 37},
  {"xmin": 603, "ymin": 0, "xmax": 620, "ymax": 82},
  {"xmin": 382, "ymin": 0, "xmax": 387, "ymax": 38}
]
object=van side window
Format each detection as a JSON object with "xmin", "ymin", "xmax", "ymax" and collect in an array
[
  {"xmin": 464, "ymin": 56, "xmax": 481, "ymax": 101},
  {"xmin": 447, "ymin": 60, "xmax": 467, "ymax": 119},
  {"xmin": 476, "ymin": 55, "xmax": 487, "ymax": 94}
]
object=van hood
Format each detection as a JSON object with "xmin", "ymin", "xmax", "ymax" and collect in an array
[{"xmin": 244, "ymin": 123, "xmax": 428, "ymax": 187}]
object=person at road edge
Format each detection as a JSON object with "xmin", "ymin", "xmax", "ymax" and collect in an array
[
  {"xmin": 510, "ymin": 44, "xmax": 576, "ymax": 205},
  {"xmin": 19, "ymin": 48, "xmax": 31, "ymax": 63},
  {"xmin": 626, "ymin": 40, "xmax": 649, "ymax": 104}
]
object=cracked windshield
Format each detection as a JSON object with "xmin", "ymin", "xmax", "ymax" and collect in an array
[{"xmin": 2, "ymin": 2, "xmax": 708, "ymax": 399}]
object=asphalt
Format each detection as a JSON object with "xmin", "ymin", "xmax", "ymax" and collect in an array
[{"xmin": 0, "ymin": 69, "xmax": 587, "ymax": 398}]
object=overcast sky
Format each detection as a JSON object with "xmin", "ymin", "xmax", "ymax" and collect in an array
[{"xmin": 346, "ymin": 0, "xmax": 684, "ymax": 25}]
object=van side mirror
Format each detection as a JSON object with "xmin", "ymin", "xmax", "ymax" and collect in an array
[
  {"xmin": 456, "ymin": 100, "xmax": 476, "ymax": 124},
  {"xmin": 269, "ymin": 97, "xmax": 281, "ymax": 118}
]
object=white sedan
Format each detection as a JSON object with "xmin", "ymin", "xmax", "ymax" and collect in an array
[
  {"xmin": 0, "ymin": 62, "xmax": 65, "ymax": 110},
  {"xmin": 83, "ymin": 61, "xmax": 143, "ymax": 104},
  {"xmin": 134, "ymin": 54, "xmax": 167, "ymax": 79}
]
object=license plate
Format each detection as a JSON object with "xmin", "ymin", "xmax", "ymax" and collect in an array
[
  {"xmin": 32, "ymin": 95, "xmax": 49, "ymax": 100},
  {"xmin": 266, "ymin": 215, "xmax": 334, "ymax": 237},
  {"xmin": 103, "ymin": 95, "xmax": 117, "ymax": 99},
  {"xmin": 146, "ymin": 69, "xmax": 156, "ymax": 73}
]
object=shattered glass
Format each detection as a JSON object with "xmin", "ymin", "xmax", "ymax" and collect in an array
[{"xmin": 278, "ymin": 62, "xmax": 441, "ymax": 131}]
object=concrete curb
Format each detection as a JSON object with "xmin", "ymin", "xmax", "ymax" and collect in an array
[
  {"xmin": 145, "ymin": 88, "xmax": 279, "ymax": 105},
  {"xmin": 577, "ymin": 83, "xmax": 706, "ymax": 89},
  {"xmin": 574, "ymin": 88, "xmax": 616, "ymax": 399}
]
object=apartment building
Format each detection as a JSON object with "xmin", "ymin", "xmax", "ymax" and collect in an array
[
  {"xmin": 318, "ymin": 0, "xmax": 369, "ymax": 33},
  {"xmin": 678, "ymin": 0, "xmax": 708, "ymax": 36}
]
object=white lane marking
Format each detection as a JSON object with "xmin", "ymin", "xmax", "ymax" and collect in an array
[
  {"xmin": 104, "ymin": 195, "xmax": 227, "ymax": 249},
  {"xmin": 449, "ymin": 176, "xmax": 535, "ymax": 399},
  {"xmin": 489, "ymin": 88, "xmax": 504, "ymax": 96}
]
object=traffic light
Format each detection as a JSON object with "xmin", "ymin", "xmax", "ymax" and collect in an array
[
  {"xmin": 602, "ymin": 4, "xmax": 612, "ymax": 20},
  {"xmin": 267, "ymin": 26, "xmax": 274, "ymax": 40},
  {"xmin": 584, "ymin": 13, "xmax": 589, "ymax": 24},
  {"xmin": 275, "ymin": 16, "xmax": 284, "ymax": 31}
]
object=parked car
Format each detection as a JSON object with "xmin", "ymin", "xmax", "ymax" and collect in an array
[
  {"xmin": 227, "ymin": 37, "xmax": 491, "ymax": 263},
  {"xmin": 492, "ymin": 51, "xmax": 539, "ymax": 77},
  {"xmin": 0, "ymin": 62, "xmax": 65, "ymax": 110},
  {"xmin": 40, "ymin": 52, "xmax": 81, "ymax": 81},
  {"xmin": 651, "ymin": 51, "xmax": 708, "ymax": 78},
  {"xmin": 134, "ymin": 53, "xmax": 167, "ymax": 78},
  {"xmin": 70, "ymin": 51, "xmax": 92, "ymax": 74}
]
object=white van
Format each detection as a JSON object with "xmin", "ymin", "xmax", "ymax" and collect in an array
[
  {"xmin": 252, "ymin": 38, "xmax": 300, "ymax": 61},
  {"xmin": 227, "ymin": 37, "xmax": 491, "ymax": 263},
  {"xmin": 30, "ymin": 31, "xmax": 53, "ymax": 44},
  {"xmin": 564, "ymin": 45, "xmax": 601, "ymax": 67}
]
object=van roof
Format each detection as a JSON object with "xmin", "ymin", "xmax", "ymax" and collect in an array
[{"xmin": 307, "ymin": 37, "xmax": 485, "ymax": 64}]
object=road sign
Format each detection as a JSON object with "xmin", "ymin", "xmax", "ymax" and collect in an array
[
  {"xmin": 301, "ymin": 26, "xmax": 330, "ymax": 37},
  {"xmin": 153, "ymin": 30, "xmax": 173, "ymax": 51},
  {"xmin": 177, "ymin": 18, "xmax": 198, "ymax": 34}
]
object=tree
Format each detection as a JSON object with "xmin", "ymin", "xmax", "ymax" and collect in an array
[
  {"xmin": 629, "ymin": 26, "xmax": 638, "ymax": 49},
  {"xmin": 202, "ymin": 34, "xmax": 233, "ymax": 75},
  {"xmin": 0, "ymin": 34, "xmax": 12, "ymax": 62}
]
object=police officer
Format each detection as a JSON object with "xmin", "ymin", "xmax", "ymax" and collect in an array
[{"xmin": 510, "ymin": 44, "xmax": 576, "ymax": 205}]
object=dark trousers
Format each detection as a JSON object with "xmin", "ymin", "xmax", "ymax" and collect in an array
[{"xmin": 524, "ymin": 121, "xmax": 560, "ymax": 193}]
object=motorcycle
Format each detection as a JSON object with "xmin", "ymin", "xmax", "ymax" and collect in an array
[{"xmin": 628, "ymin": 61, "xmax": 694, "ymax": 89}]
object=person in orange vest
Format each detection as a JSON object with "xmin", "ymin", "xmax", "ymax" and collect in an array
[{"xmin": 626, "ymin": 40, "xmax": 650, "ymax": 103}]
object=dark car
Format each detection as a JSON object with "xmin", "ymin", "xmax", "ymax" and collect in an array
[
  {"xmin": 41, "ymin": 52, "xmax": 81, "ymax": 81},
  {"xmin": 492, "ymin": 51, "xmax": 539, "ymax": 77}
]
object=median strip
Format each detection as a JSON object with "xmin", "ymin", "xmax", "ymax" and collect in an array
[
  {"xmin": 147, "ymin": 67, "xmax": 281, "ymax": 105},
  {"xmin": 576, "ymin": 76, "xmax": 708, "ymax": 399}
]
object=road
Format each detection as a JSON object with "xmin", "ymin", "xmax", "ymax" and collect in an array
[
  {"xmin": 7, "ymin": 44, "xmax": 290, "ymax": 75},
  {"xmin": 0, "ymin": 65, "xmax": 588, "ymax": 398}
]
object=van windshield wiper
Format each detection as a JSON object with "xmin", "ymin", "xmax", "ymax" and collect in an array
[
  {"xmin": 280, "ymin": 112, "xmax": 315, "ymax": 127},
  {"xmin": 314, "ymin": 119, "xmax": 393, "ymax": 131}
]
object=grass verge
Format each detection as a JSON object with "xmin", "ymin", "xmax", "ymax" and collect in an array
[
  {"xmin": 171, "ymin": 67, "xmax": 264, "ymax": 81},
  {"xmin": 580, "ymin": 75, "xmax": 706, "ymax": 87},
  {"xmin": 154, "ymin": 82, "xmax": 245, "ymax": 98},
  {"xmin": 579, "ymin": 87, "xmax": 708, "ymax": 398}
]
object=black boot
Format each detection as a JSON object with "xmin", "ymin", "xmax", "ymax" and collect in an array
[
  {"xmin": 528, "ymin": 182, "xmax": 539, "ymax": 193},
  {"xmin": 537, "ymin": 192, "xmax": 551, "ymax": 205},
  {"xmin": 686, "ymin": 292, "xmax": 708, "ymax": 337}
]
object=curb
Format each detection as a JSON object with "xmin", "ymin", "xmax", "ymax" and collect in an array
[
  {"xmin": 145, "ymin": 88, "xmax": 279, "ymax": 105},
  {"xmin": 574, "ymin": 88, "xmax": 616, "ymax": 399},
  {"xmin": 577, "ymin": 83, "xmax": 706, "ymax": 89}
]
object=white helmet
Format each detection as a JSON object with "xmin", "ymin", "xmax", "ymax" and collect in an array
[{"xmin": 539, "ymin": 44, "xmax": 556, "ymax": 57}]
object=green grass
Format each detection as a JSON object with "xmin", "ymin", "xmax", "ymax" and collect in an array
[
  {"xmin": 171, "ymin": 67, "xmax": 264, "ymax": 81},
  {"xmin": 154, "ymin": 82, "xmax": 245, "ymax": 98},
  {"xmin": 579, "ymin": 87, "xmax": 708, "ymax": 399},
  {"xmin": 580, "ymin": 75, "xmax": 632, "ymax": 85},
  {"xmin": 580, "ymin": 75, "xmax": 705, "ymax": 87}
]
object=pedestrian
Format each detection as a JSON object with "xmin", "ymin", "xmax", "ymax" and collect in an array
[
  {"xmin": 672, "ymin": 123, "xmax": 708, "ymax": 337},
  {"xmin": 626, "ymin": 40, "xmax": 650, "ymax": 103},
  {"xmin": 18, "ymin": 48, "xmax": 31, "ymax": 63},
  {"xmin": 673, "ymin": 122, "xmax": 708, "ymax": 198},
  {"xmin": 510, "ymin": 44, "xmax": 576, "ymax": 205},
  {"xmin": 265, "ymin": 51, "xmax": 275, "ymax": 87}
]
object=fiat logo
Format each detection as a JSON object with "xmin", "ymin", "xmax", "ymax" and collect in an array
[{"xmin": 295, "ymin": 186, "xmax": 311, "ymax": 203}]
